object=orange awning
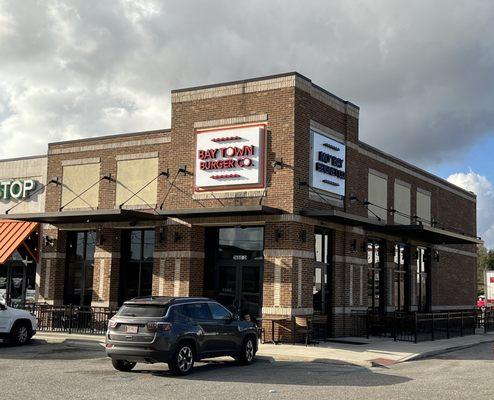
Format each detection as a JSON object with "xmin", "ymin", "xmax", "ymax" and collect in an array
[{"xmin": 0, "ymin": 220, "xmax": 38, "ymax": 264}]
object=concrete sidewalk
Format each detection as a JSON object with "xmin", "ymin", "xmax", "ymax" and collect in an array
[
  {"xmin": 33, "ymin": 331, "xmax": 494, "ymax": 367},
  {"xmin": 258, "ymin": 333, "xmax": 494, "ymax": 367}
]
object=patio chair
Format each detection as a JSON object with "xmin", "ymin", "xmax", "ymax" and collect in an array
[{"xmin": 293, "ymin": 316, "xmax": 314, "ymax": 346}]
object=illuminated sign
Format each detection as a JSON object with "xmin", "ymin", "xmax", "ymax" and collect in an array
[
  {"xmin": 486, "ymin": 271, "xmax": 494, "ymax": 306},
  {"xmin": 0, "ymin": 179, "xmax": 37, "ymax": 200},
  {"xmin": 195, "ymin": 124, "xmax": 266, "ymax": 192},
  {"xmin": 310, "ymin": 130, "xmax": 346, "ymax": 197}
]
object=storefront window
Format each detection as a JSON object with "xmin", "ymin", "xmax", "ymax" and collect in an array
[
  {"xmin": 393, "ymin": 244, "xmax": 409, "ymax": 311},
  {"xmin": 416, "ymin": 247, "xmax": 430, "ymax": 312},
  {"xmin": 0, "ymin": 265, "xmax": 6, "ymax": 300},
  {"xmin": 313, "ymin": 229, "xmax": 331, "ymax": 315},
  {"xmin": 119, "ymin": 229, "xmax": 155, "ymax": 304},
  {"xmin": 367, "ymin": 241, "xmax": 382, "ymax": 312},
  {"xmin": 218, "ymin": 227, "xmax": 263, "ymax": 260},
  {"xmin": 64, "ymin": 231, "xmax": 96, "ymax": 306}
]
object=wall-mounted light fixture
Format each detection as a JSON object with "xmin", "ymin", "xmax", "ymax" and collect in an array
[
  {"xmin": 272, "ymin": 158, "xmax": 285, "ymax": 170},
  {"xmin": 275, "ymin": 229, "xmax": 283, "ymax": 242},
  {"xmin": 98, "ymin": 228, "xmax": 105, "ymax": 245},
  {"xmin": 43, "ymin": 235, "xmax": 55, "ymax": 247},
  {"xmin": 433, "ymin": 250, "xmax": 440, "ymax": 262},
  {"xmin": 178, "ymin": 165, "xmax": 191, "ymax": 176},
  {"xmin": 298, "ymin": 230, "xmax": 307, "ymax": 243},
  {"xmin": 159, "ymin": 227, "xmax": 165, "ymax": 243},
  {"xmin": 174, "ymin": 231, "xmax": 182, "ymax": 242},
  {"xmin": 350, "ymin": 239, "xmax": 357, "ymax": 253}
]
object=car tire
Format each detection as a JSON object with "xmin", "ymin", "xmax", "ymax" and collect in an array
[
  {"xmin": 10, "ymin": 322, "xmax": 31, "ymax": 346},
  {"xmin": 237, "ymin": 336, "xmax": 256, "ymax": 365},
  {"xmin": 111, "ymin": 359, "xmax": 137, "ymax": 372},
  {"xmin": 168, "ymin": 342, "xmax": 195, "ymax": 376}
]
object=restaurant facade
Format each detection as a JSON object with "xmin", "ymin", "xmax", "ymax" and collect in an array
[
  {"xmin": 1, "ymin": 72, "xmax": 481, "ymax": 337},
  {"xmin": 0, "ymin": 155, "xmax": 46, "ymax": 307}
]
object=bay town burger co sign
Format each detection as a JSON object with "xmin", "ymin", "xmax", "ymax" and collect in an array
[{"xmin": 195, "ymin": 124, "xmax": 266, "ymax": 192}]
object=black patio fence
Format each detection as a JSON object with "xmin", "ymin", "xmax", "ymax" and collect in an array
[
  {"xmin": 26, "ymin": 303, "xmax": 118, "ymax": 335},
  {"xmin": 352, "ymin": 309, "xmax": 482, "ymax": 343}
]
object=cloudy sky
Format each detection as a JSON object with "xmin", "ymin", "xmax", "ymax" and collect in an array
[{"xmin": 1, "ymin": 0, "xmax": 494, "ymax": 245}]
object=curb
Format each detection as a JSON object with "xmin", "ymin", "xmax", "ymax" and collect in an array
[{"xmin": 400, "ymin": 338, "xmax": 494, "ymax": 362}]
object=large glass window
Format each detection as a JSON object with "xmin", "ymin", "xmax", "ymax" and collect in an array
[
  {"xmin": 64, "ymin": 231, "xmax": 96, "ymax": 306},
  {"xmin": 393, "ymin": 244, "xmax": 409, "ymax": 311},
  {"xmin": 218, "ymin": 227, "xmax": 263, "ymax": 261},
  {"xmin": 416, "ymin": 247, "xmax": 430, "ymax": 312},
  {"xmin": 119, "ymin": 229, "xmax": 155, "ymax": 304},
  {"xmin": 367, "ymin": 241, "xmax": 382, "ymax": 312}
]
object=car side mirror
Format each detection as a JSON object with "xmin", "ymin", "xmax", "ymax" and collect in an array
[
  {"xmin": 224, "ymin": 312, "xmax": 236, "ymax": 323},
  {"xmin": 0, "ymin": 298, "xmax": 6, "ymax": 310}
]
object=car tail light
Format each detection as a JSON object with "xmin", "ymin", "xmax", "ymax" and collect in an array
[
  {"xmin": 108, "ymin": 320, "xmax": 117, "ymax": 329},
  {"xmin": 146, "ymin": 322, "xmax": 172, "ymax": 332}
]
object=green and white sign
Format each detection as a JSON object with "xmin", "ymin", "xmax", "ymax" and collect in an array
[{"xmin": 0, "ymin": 179, "xmax": 37, "ymax": 200}]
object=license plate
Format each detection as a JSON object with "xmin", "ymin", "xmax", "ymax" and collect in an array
[{"xmin": 126, "ymin": 325, "xmax": 138, "ymax": 334}]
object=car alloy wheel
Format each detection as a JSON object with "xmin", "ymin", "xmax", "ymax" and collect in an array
[
  {"xmin": 16, "ymin": 325, "xmax": 28, "ymax": 344},
  {"xmin": 177, "ymin": 345, "xmax": 194, "ymax": 373},
  {"xmin": 245, "ymin": 339, "xmax": 254, "ymax": 362}
]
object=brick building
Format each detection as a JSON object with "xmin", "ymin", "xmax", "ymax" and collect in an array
[
  {"xmin": 0, "ymin": 155, "xmax": 47, "ymax": 307},
  {"xmin": 2, "ymin": 72, "xmax": 481, "ymax": 337}
]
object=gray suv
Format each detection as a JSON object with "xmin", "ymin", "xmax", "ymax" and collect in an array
[{"xmin": 105, "ymin": 296, "xmax": 259, "ymax": 375}]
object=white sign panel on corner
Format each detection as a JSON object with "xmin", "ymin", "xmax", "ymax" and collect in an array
[
  {"xmin": 310, "ymin": 130, "xmax": 346, "ymax": 197},
  {"xmin": 486, "ymin": 270, "xmax": 494, "ymax": 306},
  {"xmin": 195, "ymin": 124, "xmax": 266, "ymax": 192}
]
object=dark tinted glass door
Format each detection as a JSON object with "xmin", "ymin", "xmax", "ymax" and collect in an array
[
  {"xmin": 119, "ymin": 229, "xmax": 155, "ymax": 304},
  {"xmin": 64, "ymin": 231, "xmax": 96, "ymax": 306},
  {"xmin": 205, "ymin": 227, "xmax": 264, "ymax": 320},
  {"xmin": 314, "ymin": 229, "xmax": 332, "ymax": 315}
]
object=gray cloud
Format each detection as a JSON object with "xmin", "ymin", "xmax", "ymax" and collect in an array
[{"xmin": 1, "ymin": 0, "xmax": 493, "ymax": 168}]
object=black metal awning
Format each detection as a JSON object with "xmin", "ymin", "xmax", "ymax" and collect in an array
[
  {"xmin": 371, "ymin": 224, "xmax": 482, "ymax": 245},
  {"xmin": 0, "ymin": 209, "xmax": 163, "ymax": 225},
  {"xmin": 300, "ymin": 209, "xmax": 385, "ymax": 227},
  {"xmin": 158, "ymin": 205, "xmax": 282, "ymax": 218},
  {"xmin": 300, "ymin": 208, "xmax": 481, "ymax": 245}
]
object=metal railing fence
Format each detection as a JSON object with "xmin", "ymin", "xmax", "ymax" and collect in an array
[
  {"xmin": 25, "ymin": 303, "xmax": 118, "ymax": 335},
  {"xmin": 352, "ymin": 309, "xmax": 482, "ymax": 343}
]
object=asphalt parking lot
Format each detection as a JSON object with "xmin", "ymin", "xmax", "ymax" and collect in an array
[{"xmin": 1, "ymin": 339, "xmax": 493, "ymax": 400}]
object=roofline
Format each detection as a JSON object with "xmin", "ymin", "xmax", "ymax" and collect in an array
[
  {"xmin": 172, "ymin": 71, "xmax": 303, "ymax": 93},
  {"xmin": 0, "ymin": 154, "xmax": 47, "ymax": 163},
  {"xmin": 48, "ymin": 128, "xmax": 171, "ymax": 147},
  {"xmin": 359, "ymin": 141, "xmax": 477, "ymax": 199},
  {"xmin": 172, "ymin": 71, "xmax": 359, "ymax": 111}
]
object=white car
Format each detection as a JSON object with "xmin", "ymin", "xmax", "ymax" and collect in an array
[{"xmin": 0, "ymin": 296, "xmax": 37, "ymax": 345}]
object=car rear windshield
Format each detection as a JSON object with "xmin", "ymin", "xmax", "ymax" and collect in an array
[{"xmin": 117, "ymin": 305, "xmax": 168, "ymax": 318}]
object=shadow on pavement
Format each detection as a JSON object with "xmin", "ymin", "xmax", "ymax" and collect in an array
[{"xmin": 132, "ymin": 358, "xmax": 412, "ymax": 387}]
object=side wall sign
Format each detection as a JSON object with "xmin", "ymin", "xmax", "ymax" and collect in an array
[
  {"xmin": 310, "ymin": 129, "xmax": 346, "ymax": 197},
  {"xmin": 0, "ymin": 179, "xmax": 37, "ymax": 200},
  {"xmin": 195, "ymin": 124, "xmax": 266, "ymax": 192},
  {"xmin": 486, "ymin": 270, "xmax": 494, "ymax": 306}
]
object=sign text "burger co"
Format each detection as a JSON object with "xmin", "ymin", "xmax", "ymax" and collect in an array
[{"xmin": 198, "ymin": 145, "xmax": 255, "ymax": 170}]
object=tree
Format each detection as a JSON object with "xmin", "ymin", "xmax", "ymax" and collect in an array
[{"xmin": 477, "ymin": 245, "xmax": 494, "ymax": 295}]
